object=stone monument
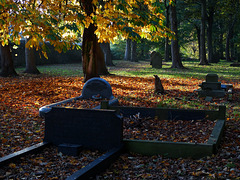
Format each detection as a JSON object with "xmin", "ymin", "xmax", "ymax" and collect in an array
[
  {"xmin": 81, "ymin": 77, "xmax": 114, "ymax": 100},
  {"xmin": 197, "ymin": 74, "xmax": 225, "ymax": 97},
  {"xmin": 151, "ymin": 52, "xmax": 162, "ymax": 69}
]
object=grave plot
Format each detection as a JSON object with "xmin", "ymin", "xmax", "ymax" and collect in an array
[
  {"xmin": 0, "ymin": 143, "xmax": 122, "ymax": 179},
  {"xmin": 106, "ymin": 104, "xmax": 226, "ymax": 159},
  {"xmin": 1, "ymin": 78, "xmax": 123, "ymax": 179},
  {"xmin": 123, "ymin": 117, "xmax": 216, "ymax": 143},
  {"xmin": 0, "ymin": 145, "xmax": 103, "ymax": 179},
  {"xmin": 0, "ymin": 77, "xmax": 227, "ymax": 179},
  {"xmin": 39, "ymin": 77, "xmax": 118, "ymax": 117}
]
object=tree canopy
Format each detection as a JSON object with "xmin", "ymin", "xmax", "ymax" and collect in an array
[{"xmin": 0, "ymin": 0, "xmax": 172, "ymax": 54}]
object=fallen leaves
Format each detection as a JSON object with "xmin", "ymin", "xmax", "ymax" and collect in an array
[
  {"xmin": 0, "ymin": 146, "xmax": 103, "ymax": 179},
  {"xmin": 0, "ymin": 74, "xmax": 239, "ymax": 179},
  {"xmin": 123, "ymin": 115, "xmax": 216, "ymax": 143}
]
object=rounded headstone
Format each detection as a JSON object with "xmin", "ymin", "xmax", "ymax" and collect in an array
[
  {"xmin": 151, "ymin": 52, "xmax": 162, "ymax": 69},
  {"xmin": 81, "ymin": 77, "xmax": 114, "ymax": 100}
]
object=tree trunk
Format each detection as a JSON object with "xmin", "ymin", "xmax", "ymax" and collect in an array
[
  {"xmin": 81, "ymin": 1, "xmax": 109, "ymax": 82},
  {"xmin": 131, "ymin": 40, "xmax": 137, "ymax": 62},
  {"xmin": 164, "ymin": 1, "xmax": 170, "ymax": 62},
  {"xmin": 226, "ymin": 15, "xmax": 236, "ymax": 62},
  {"xmin": 199, "ymin": 0, "xmax": 208, "ymax": 65},
  {"xmin": 24, "ymin": 38, "xmax": 40, "ymax": 74},
  {"xmin": 124, "ymin": 38, "xmax": 131, "ymax": 61},
  {"xmin": 0, "ymin": 44, "xmax": 18, "ymax": 77},
  {"xmin": 218, "ymin": 22, "xmax": 224, "ymax": 60},
  {"xmin": 207, "ymin": 5, "xmax": 214, "ymax": 63},
  {"xmin": 169, "ymin": 0, "xmax": 184, "ymax": 68},
  {"xmin": 195, "ymin": 25, "xmax": 201, "ymax": 61},
  {"xmin": 100, "ymin": 42, "xmax": 114, "ymax": 66}
]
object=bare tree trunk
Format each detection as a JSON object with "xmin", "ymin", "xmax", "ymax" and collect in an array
[
  {"xmin": 124, "ymin": 38, "xmax": 131, "ymax": 61},
  {"xmin": 169, "ymin": 0, "xmax": 184, "ymax": 68},
  {"xmin": 207, "ymin": 5, "xmax": 214, "ymax": 63},
  {"xmin": 100, "ymin": 42, "xmax": 114, "ymax": 66},
  {"xmin": 218, "ymin": 22, "xmax": 224, "ymax": 60},
  {"xmin": 199, "ymin": 0, "xmax": 208, "ymax": 65},
  {"xmin": 195, "ymin": 25, "xmax": 201, "ymax": 61},
  {"xmin": 0, "ymin": 44, "xmax": 18, "ymax": 77},
  {"xmin": 226, "ymin": 14, "xmax": 236, "ymax": 62},
  {"xmin": 131, "ymin": 40, "xmax": 137, "ymax": 62},
  {"xmin": 164, "ymin": 0, "xmax": 170, "ymax": 62},
  {"xmin": 24, "ymin": 38, "xmax": 40, "ymax": 74}
]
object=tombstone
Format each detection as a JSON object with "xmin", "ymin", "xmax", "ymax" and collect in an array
[
  {"xmin": 150, "ymin": 51, "xmax": 156, "ymax": 65},
  {"xmin": 151, "ymin": 52, "xmax": 162, "ymax": 69},
  {"xmin": 81, "ymin": 77, "xmax": 114, "ymax": 100},
  {"xmin": 200, "ymin": 74, "xmax": 222, "ymax": 91},
  {"xmin": 197, "ymin": 74, "xmax": 225, "ymax": 97}
]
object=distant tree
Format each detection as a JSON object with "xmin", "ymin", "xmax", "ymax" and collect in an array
[
  {"xmin": 206, "ymin": 0, "xmax": 216, "ymax": 63},
  {"xmin": 199, "ymin": 0, "xmax": 208, "ymax": 65},
  {"xmin": 164, "ymin": 0, "xmax": 171, "ymax": 62},
  {"xmin": 169, "ymin": 0, "xmax": 184, "ymax": 68},
  {"xmin": 100, "ymin": 42, "xmax": 114, "ymax": 66},
  {"xmin": 124, "ymin": 39, "xmax": 132, "ymax": 61},
  {"xmin": 24, "ymin": 38, "xmax": 40, "ymax": 74},
  {"xmin": 131, "ymin": 40, "xmax": 137, "ymax": 62},
  {"xmin": 224, "ymin": 0, "xmax": 239, "ymax": 61},
  {"xmin": 0, "ymin": 44, "xmax": 18, "ymax": 77}
]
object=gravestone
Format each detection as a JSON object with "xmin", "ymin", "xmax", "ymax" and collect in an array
[
  {"xmin": 200, "ymin": 74, "xmax": 222, "ymax": 90},
  {"xmin": 197, "ymin": 74, "xmax": 225, "ymax": 97},
  {"xmin": 151, "ymin": 52, "xmax": 162, "ymax": 68},
  {"xmin": 81, "ymin": 77, "xmax": 114, "ymax": 100},
  {"xmin": 150, "ymin": 51, "xmax": 156, "ymax": 65}
]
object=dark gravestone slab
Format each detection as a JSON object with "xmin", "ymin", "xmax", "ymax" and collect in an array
[
  {"xmin": 58, "ymin": 144, "xmax": 83, "ymax": 156},
  {"xmin": 44, "ymin": 107, "xmax": 122, "ymax": 151},
  {"xmin": 206, "ymin": 73, "xmax": 218, "ymax": 82},
  {"xmin": 150, "ymin": 51, "xmax": 157, "ymax": 65},
  {"xmin": 81, "ymin": 78, "xmax": 114, "ymax": 100},
  {"xmin": 151, "ymin": 52, "xmax": 162, "ymax": 69},
  {"xmin": 197, "ymin": 73, "xmax": 225, "ymax": 97}
]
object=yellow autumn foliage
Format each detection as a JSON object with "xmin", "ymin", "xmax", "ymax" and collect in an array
[{"xmin": 0, "ymin": 0, "xmax": 171, "ymax": 53}]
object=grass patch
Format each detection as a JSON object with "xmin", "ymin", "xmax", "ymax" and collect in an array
[
  {"xmin": 109, "ymin": 60, "xmax": 240, "ymax": 81},
  {"xmin": 15, "ymin": 60, "xmax": 239, "ymax": 81}
]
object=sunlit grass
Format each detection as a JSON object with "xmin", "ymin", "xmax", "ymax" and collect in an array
[
  {"xmin": 109, "ymin": 60, "xmax": 240, "ymax": 81},
  {"xmin": 15, "ymin": 59, "xmax": 239, "ymax": 81}
]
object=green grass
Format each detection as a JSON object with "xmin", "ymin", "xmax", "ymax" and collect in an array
[
  {"xmin": 109, "ymin": 60, "xmax": 240, "ymax": 81},
  {"xmin": 15, "ymin": 60, "xmax": 239, "ymax": 81}
]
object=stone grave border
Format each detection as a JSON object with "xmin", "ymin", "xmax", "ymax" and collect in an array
[
  {"xmin": 1, "ymin": 100, "xmax": 226, "ymax": 178},
  {"xmin": 0, "ymin": 143, "xmax": 123, "ymax": 179},
  {"xmin": 106, "ymin": 104, "xmax": 226, "ymax": 159}
]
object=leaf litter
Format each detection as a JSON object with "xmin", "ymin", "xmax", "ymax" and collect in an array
[{"xmin": 0, "ymin": 74, "xmax": 239, "ymax": 179}]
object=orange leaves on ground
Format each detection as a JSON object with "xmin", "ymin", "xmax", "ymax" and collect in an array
[{"xmin": 0, "ymin": 74, "xmax": 239, "ymax": 157}]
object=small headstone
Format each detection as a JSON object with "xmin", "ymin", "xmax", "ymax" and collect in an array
[
  {"xmin": 151, "ymin": 52, "xmax": 162, "ymax": 69},
  {"xmin": 81, "ymin": 77, "xmax": 114, "ymax": 100},
  {"xmin": 206, "ymin": 74, "xmax": 218, "ymax": 82},
  {"xmin": 58, "ymin": 144, "xmax": 83, "ymax": 156}
]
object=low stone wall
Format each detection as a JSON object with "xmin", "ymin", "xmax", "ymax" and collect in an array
[{"xmin": 0, "ymin": 40, "xmax": 82, "ymax": 67}]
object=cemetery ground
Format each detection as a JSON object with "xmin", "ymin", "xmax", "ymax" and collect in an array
[{"xmin": 0, "ymin": 60, "xmax": 240, "ymax": 179}]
